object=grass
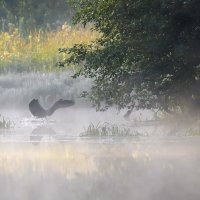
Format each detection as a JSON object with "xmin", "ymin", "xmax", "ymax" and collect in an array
[
  {"xmin": 0, "ymin": 23, "xmax": 98, "ymax": 72},
  {"xmin": 0, "ymin": 115, "xmax": 13, "ymax": 129},
  {"xmin": 81, "ymin": 122, "xmax": 138, "ymax": 137},
  {"xmin": 186, "ymin": 128, "xmax": 200, "ymax": 136},
  {"xmin": 81, "ymin": 121, "xmax": 200, "ymax": 137}
]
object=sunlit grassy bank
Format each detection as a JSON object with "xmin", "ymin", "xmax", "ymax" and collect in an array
[{"xmin": 0, "ymin": 24, "xmax": 98, "ymax": 72}]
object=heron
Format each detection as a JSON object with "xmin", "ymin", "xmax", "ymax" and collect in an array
[{"xmin": 29, "ymin": 99, "xmax": 75, "ymax": 118}]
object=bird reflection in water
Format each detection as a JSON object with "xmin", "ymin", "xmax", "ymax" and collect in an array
[{"xmin": 30, "ymin": 126, "xmax": 57, "ymax": 145}]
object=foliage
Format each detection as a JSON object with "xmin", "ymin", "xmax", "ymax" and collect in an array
[
  {"xmin": 0, "ymin": 115, "xmax": 13, "ymax": 129},
  {"xmin": 81, "ymin": 123, "xmax": 134, "ymax": 137},
  {"xmin": 0, "ymin": 24, "xmax": 98, "ymax": 72},
  {"xmin": 60, "ymin": 0, "xmax": 200, "ymax": 116},
  {"xmin": 0, "ymin": 0, "xmax": 72, "ymax": 32}
]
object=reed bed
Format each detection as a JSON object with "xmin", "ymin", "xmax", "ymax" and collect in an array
[
  {"xmin": 0, "ymin": 115, "xmax": 13, "ymax": 129},
  {"xmin": 0, "ymin": 24, "xmax": 98, "ymax": 72}
]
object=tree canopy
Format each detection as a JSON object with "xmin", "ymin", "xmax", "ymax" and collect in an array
[
  {"xmin": 60, "ymin": 0, "xmax": 200, "ymax": 116},
  {"xmin": 0, "ymin": 0, "xmax": 72, "ymax": 31}
]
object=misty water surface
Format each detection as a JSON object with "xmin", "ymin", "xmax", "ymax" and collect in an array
[{"xmin": 0, "ymin": 72, "xmax": 200, "ymax": 200}]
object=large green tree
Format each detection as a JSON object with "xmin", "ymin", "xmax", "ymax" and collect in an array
[{"xmin": 60, "ymin": 0, "xmax": 200, "ymax": 116}]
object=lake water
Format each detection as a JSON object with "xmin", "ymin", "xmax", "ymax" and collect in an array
[
  {"xmin": 1, "ymin": 138, "xmax": 200, "ymax": 200},
  {"xmin": 1, "ymin": 72, "xmax": 200, "ymax": 200}
]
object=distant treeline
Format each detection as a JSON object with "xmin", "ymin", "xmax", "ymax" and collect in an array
[{"xmin": 0, "ymin": 0, "xmax": 72, "ymax": 32}]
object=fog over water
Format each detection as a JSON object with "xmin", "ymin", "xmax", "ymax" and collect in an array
[
  {"xmin": 0, "ymin": 71, "xmax": 124, "ymax": 138},
  {"xmin": 1, "ymin": 140, "xmax": 200, "ymax": 200},
  {"xmin": 0, "ymin": 71, "xmax": 200, "ymax": 200},
  {"xmin": 0, "ymin": 71, "xmax": 91, "ymax": 108}
]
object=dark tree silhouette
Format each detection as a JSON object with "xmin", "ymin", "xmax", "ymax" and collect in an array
[{"xmin": 59, "ymin": 0, "xmax": 200, "ymax": 117}]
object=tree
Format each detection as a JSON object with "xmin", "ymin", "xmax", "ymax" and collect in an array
[
  {"xmin": 0, "ymin": 0, "xmax": 72, "ymax": 32},
  {"xmin": 60, "ymin": 0, "xmax": 200, "ymax": 116}
]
